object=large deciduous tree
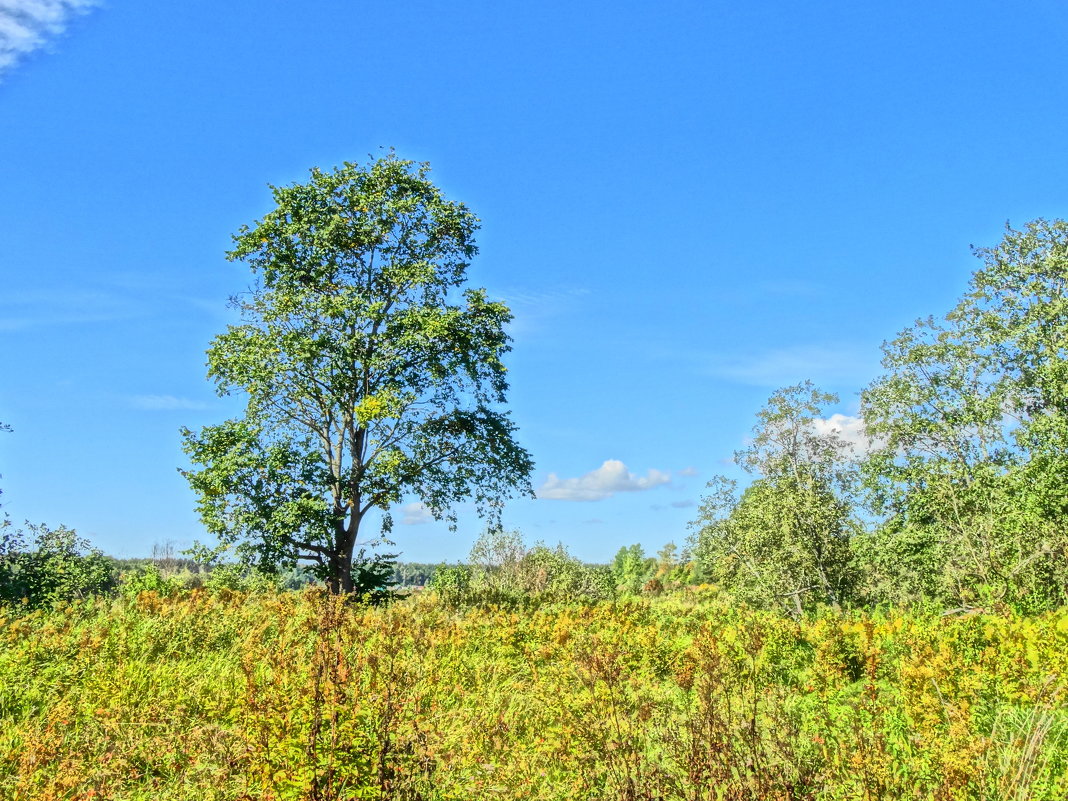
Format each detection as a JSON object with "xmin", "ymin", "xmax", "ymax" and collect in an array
[{"xmin": 182, "ymin": 154, "xmax": 534, "ymax": 594}]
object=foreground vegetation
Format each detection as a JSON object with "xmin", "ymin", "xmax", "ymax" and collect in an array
[{"xmin": 2, "ymin": 588, "xmax": 1066, "ymax": 800}]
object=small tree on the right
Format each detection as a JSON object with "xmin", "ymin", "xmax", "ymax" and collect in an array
[{"xmin": 691, "ymin": 383, "xmax": 859, "ymax": 616}]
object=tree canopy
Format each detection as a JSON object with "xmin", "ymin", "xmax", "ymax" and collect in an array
[
  {"xmin": 182, "ymin": 153, "xmax": 534, "ymax": 593},
  {"xmin": 859, "ymin": 219, "xmax": 1068, "ymax": 610},
  {"xmin": 691, "ymin": 383, "xmax": 859, "ymax": 615}
]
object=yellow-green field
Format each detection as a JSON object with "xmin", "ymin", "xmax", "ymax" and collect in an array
[{"xmin": 2, "ymin": 589, "xmax": 1066, "ymax": 800}]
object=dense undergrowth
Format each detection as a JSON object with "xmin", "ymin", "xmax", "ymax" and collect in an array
[{"xmin": 2, "ymin": 588, "xmax": 1066, "ymax": 800}]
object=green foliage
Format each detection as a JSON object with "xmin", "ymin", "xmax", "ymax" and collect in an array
[
  {"xmin": 651, "ymin": 541, "xmax": 697, "ymax": 590},
  {"xmin": 119, "ymin": 563, "xmax": 185, "ymax": 598},
  {"xmin": 518, "ymin": 543, "xmax": 614, "ymax": 601},
  {"xmin": 611, "ymin": 543, "xmax": 654, "ymax": 594},
  {"xmin": 467, "ymin": 525, "xmax": 526, "ymax": 593},
  {"xmin": 0, "ymin": 426, "xmax": 114, "ymax": 609},
  {"xmin": 849, "ymin": 523, "xmax": 944, "ymax": 611},
  {"xmin": 0, "ymin": 522, "xmax": 114, "ymax": 608},
  {"xmin": 346, "ymin": 547, "xmax": 398, "ymax": 603},
  {"xmin": 181, "ymin": 152, "xmax": 534, "ymax": 593},
  {"xmin": 860, "ymin": 219, "xmax": 1068, "ymax": 611},
  {"xmin": 274, "ymin": 562, "xmax": 319, "ymax": 590},
  {"xmin": 456, "ymin": 527, "xmax": 613, "ymax": 606},
  {"xmin": 202, "ymin": 562, "xmax": 281, "ymax": 594},
  {"xmin": 426, "ymin": 562, "xmax": 471, "ymax": 606},
  {"xmin": 691, "ymin": 383, "xmax": 859, "ymax": 615},
  {"xmin": 608, "ymin": 542, "xmax": 694, "ymax": 595}
]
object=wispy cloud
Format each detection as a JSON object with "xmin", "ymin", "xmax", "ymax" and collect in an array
[
  {"xmin": 539, "ymin": 459, "xmax": 671, "ymax": 502},
  {"xmin": 0, "ymin": 277, "xmax": 237, "ymax": 331},
  {"xmin": 130, "ymin": 395, "xmax": 209, "ymax": 411},
  {"xmin": 0, "ymin": 0, "xmax": 100, "ymax": 78},
  {"xmin": 491, "ymin": 285, "xmax": 588, "ymax": 335},
  {"xmin": 0, "ymin": 288, "xmax": 138, "ymax": 330},
  {"xmin": 711, "ymin": 344, "xmax": 874, "ymax": 387},
  {"xmin": 496, "ymin": 286, "xmax": 589, "ymax": 311},
  {"xmin": 400, "ymin": 502, "xmax": 433, "ymax": 525},
  {"xmin": 652, "ymin": 499, "xmax": 697, "ymax": 511}
]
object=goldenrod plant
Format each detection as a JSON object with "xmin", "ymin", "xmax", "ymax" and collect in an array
[{"xmin": 2, "ymin": 588, "xmax": 1066, "ymax": 799}]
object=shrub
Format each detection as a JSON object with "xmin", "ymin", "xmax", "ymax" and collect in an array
[
  {"xmin": 0, "ymin": 522, "xmax": 114, "ymax": 607},
  {"xmin": 463, "ymin": 528, "xmax": 614, "ymax": 606},
  {"xmin": 427, "ymin": 563, "xmax": 472, "ymax": 606},
  {"xmin": 204, "ymin": 562, "xmax": 280, "ymax": 594},
  {"xmin": 119, "ymin": 563, "xmax": 185, "ymax": 598}
]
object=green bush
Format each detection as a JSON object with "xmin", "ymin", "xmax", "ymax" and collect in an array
[
  {"xmin": 203, "ymin": 562, "xmax": 280, "ymax": 594},
  {"xmin": 460, "ymin": 528, "xmax": 614, "ymax": 606},
  {"xmin": 0, "ymin": 522, "xmax": 114, "ymax": 607},
  {"xmin": 427, "ymin": 563, "xmax": 472, "ymax": 606},
  {"xmin": 119, "ymin": 563, "xmax": 185, "ymax": 598}
]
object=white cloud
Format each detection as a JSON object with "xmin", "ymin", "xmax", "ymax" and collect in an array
[
  {"xmin": 130, "ymin": 395, "xmax": 209, "ymax": 411},
  {"xmin": 811, "ymin": 413, "xmax": 877, "ymax": 455},
  {"xmin": 400, "ymin": 502, "xmax": 432, "ymax": 525},
  {"xmin": 539, "ymin": 459, "xmax": 671, "ymax": 502},
  {"xmin": 0, "ymin": 0, "xmax": 99, "ymax": 78}
]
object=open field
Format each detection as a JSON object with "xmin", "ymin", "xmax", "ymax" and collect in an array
[{"xmin": 2, "ymin": 589, "xmax": 1066, "ymax": 800}]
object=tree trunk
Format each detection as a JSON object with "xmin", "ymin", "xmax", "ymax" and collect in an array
[{"xmin": 326, "ymin": 513, "xmax": 359, "ymax": 594}]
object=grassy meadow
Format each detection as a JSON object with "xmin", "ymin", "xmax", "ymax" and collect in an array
[{"xmin": 2, "ymin": 588, "xmax": 1066, "ymax": 800}]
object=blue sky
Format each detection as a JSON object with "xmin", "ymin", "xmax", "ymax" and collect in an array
[{"xmin": 2, "ymin": 0, "xmax": 1067, "ymax": 563}]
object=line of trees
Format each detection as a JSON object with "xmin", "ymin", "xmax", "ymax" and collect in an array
[{"xmin": 689, "ymin": 220, "xmax": 1068, "ymax": 615}]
